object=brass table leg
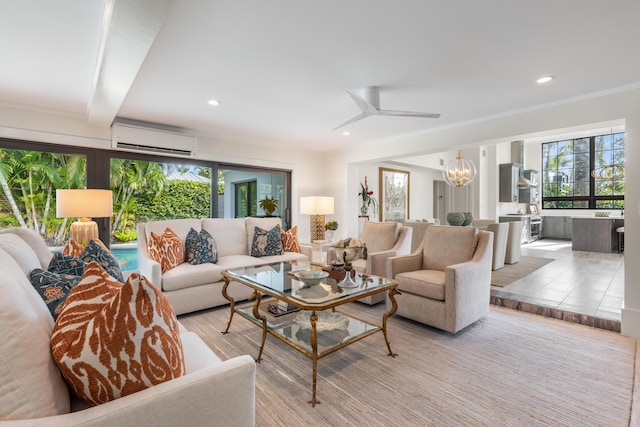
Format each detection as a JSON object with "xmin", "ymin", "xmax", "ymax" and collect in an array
[
  {"xmin": 221, "ymin": 277, "xmax": 235, "ymax": 334},
  {"xmin": 382, "ymin": 287, "xmax": 401, "ymax": 357},
  {"xmin": 251, "ymin": 292, "xmax": 267, "ymax": 363},
  {"xmin": 308, "ymin": 310, "xmax": 321, "ymax": 406}
]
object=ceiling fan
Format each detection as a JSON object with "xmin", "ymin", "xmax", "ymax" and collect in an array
[{"xmin": 333, "ymin": 86, "xmax": 441, "ymax": 131}]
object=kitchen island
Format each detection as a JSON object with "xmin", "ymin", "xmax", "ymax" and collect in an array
[{"xmin": 571, "ymin": 216, "xmax": 624, "ymax": 253}]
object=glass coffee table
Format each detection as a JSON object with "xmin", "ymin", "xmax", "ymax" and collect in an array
[{"xmin": 221, "ymin": 261, "xmax": 400, "ymax": 406}]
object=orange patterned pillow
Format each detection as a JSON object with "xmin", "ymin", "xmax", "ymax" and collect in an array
[
  {"xmin": 63, "ymin": 238, "xmax": 109, "ymax": 258},
  {"xmin": 281, "ymin": 225, "xmax": 300, "ymax": 253},
  {"xmin": 51, "ymin": 262, "xmax": 185, "ymax": 406},
  {"xmin": 147, "ymin": 227, "xmax": 184, "ymax": 273}
]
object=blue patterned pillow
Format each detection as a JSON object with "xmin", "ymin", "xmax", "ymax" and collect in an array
[
  {"xmin": 78, "ymin": 240, "xmax": 124, "ymax": 282},
  {"xmin": 30, "ymin": 268, "xmax": 81, "ymax": 319},
  {"xmin": 251, "ymin": 225, "xmax": 284, "ymax": 257},
  {"xmin": 185, "ymin": 228, "xmax": 218, "ymax": 265},
  {"xmin": 48, "ymin": 252, "xmax": 87, "ymax": 276}
]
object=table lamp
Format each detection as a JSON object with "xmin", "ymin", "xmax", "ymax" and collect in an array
[
  {"xmin": 300, "ymin": 196, "xmax": 334, "ymax": 242},
  {"xmin": 56, "ymin": 189, "xmax": 113, "ymax": 244}
]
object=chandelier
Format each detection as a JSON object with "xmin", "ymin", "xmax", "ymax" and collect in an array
[
  {"xmin": 591, "ymin": 165, "xmax": 624, "ymax": 181},
  {"xmin": 443, "ymin": 150, "xmax": 477, "ymax": 187}
]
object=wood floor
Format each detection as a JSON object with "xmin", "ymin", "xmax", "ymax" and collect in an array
[
  {"xmin": 179, "ymin": 301, "xmax": 637, "ymax": 426},
  {"xmin": 490, "ymin": 239, "xmax": 624, "ymax": 331}
]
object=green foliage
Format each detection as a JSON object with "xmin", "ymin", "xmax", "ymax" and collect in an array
[
  {"xmin": 113, "ymin": 229, "xmax": 137, "ymax": 242},
  {"xmin": 325, "ymin": 220, "xmax": 338, "ymax": 231},
  {"xmin": 259, "ymin": 197, "xmax": 278, "ymax": 216},
  {"xmin": 135, "ymin": 180, "xmax": 211, "ymax": 221}
]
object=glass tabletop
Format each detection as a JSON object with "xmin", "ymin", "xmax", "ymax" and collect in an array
[{"xmin": 224, "ymin": 261, "xmax": 394, "ymax": 306}]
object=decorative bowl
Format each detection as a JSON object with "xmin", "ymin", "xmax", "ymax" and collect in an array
[
  {"xmin": 293, "ymin": 270, "xmax": 329, "ymax": 286},
  {"xmin": 447, "ymin": 212, "xmax": 466, "ymax": 226},
  {"xmin": 333, "ymin": 245, "xmax": 365, "ymax": 263}
]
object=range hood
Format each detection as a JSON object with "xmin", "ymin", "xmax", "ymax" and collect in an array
[{"xmin": 511, "ymin": 141, "xmax": 538, "ymax": 188}]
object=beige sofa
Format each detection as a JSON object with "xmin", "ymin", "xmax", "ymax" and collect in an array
[
  {"xmin": 388, "ymin": 225, "xmax": 493, "ymax": 333},
  {"xmin": 0, "ymin": 227, "xmax": 256, "ymax": 426},
  {"xmin": 137, "ymin": 217, "xmax": 307, "ymax": 315}
]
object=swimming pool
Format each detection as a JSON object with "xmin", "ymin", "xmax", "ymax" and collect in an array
[{"xmin": 111, "ymin": 246, "xmax": 138, "ymax": 272}]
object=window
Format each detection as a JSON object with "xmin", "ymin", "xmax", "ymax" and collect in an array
[{"xmin": 541, "ymin": 132, "xmax": 625, "ymax": 209}]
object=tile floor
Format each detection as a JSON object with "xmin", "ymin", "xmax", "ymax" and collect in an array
[{"xmin": 490, "ymin": 239, "xmax": 624, "ymax": 331}]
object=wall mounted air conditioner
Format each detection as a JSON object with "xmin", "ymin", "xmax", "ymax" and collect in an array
[{"xmin": 111, "ymin": 123, "xmax": 197, "ymax": 157}]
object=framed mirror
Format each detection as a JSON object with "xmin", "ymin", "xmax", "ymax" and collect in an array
[{"xmin": 379, "ymin": 168, "xmax": 410, "ymax": 222}]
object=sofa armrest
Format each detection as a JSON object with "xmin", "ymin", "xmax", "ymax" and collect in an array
[
  {"xmin": 7, "ymin": 355, "xmax": 256, "ymax": 427},
  {"xmin": 136, "ymin": 223, "xmax": 162, "ymax": 290},
  {"xmin": 388, "ymin": 251, "xmax": 423, "ymax": 278},
  {"xmin": 366, "ymin": 250, "xmax": 397, "ymax": 277}
]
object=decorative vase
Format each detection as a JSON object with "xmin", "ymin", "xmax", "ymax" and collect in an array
[
  {"xmin": 360, "ymin": 203, "xmax": 369, "ymax": 216},
  {"xmin": 446, "ymin": 212, "xmax": 465, "ymax": 226},
  {"xmin": 325, "ymin": 230, "xmax": 335, "ymax": 242},
  {"xmin": 462, "ymin": 212, "xmax": 473, "ymax": 226}
]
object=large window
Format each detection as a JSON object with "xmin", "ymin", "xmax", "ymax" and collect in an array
[{"xmin": 541, "ymin": 132, "xmax": 625, "ymax": 209}]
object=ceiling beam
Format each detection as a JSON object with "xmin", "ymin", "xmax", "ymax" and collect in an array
[{"xmin": 86, "ymin": 0, "xmax": 173, "ymax": 127}]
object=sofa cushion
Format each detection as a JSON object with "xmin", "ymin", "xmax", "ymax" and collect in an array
[
  {"xmin": 30, "ymin": 268, "xmax": 81, "ymax": 319},
  {"xmin": 423, "ymin": 226, "xmax": 478, "ymax": 271},
  {"xmin": 0, "ymin": 232, "xmax": 43, "ymax": 275},
  {"xmin": 148, "ymin": 227, "xmax": 185, "ymax": 273},
  {"xmin": 359, "ymin": 221, "xmax": 399, "ymax": 254},
  {"xmin": 185, "ymin": 227, "xmax": 218, "ymax": 265},
  {"xmin": 162, "ymin": 262, "xmax": 226, "ymax": 292},
  {"xmin": 281, "ymin": 225, "xmax": 300, "ymax": 253},
  {"xmin": 78, "ymin": 239, "xmax": 124, "ymax": 282},
  {"xmin": 48, "ymin": 252, "xmax": 87, "ymax": 276},
  {"xmin": 395, "ymin": 269, "xmax": 446, "ymax": 300},
  {"xmin": 202, "ymin": 218, "xmax": 248, "ymax": 257},
  {"xmin": 251, "ymin": 225, "xmax": 284, "ymax": 257},
  {"xmin": 0, "ymin": 247, "xmax": 70, "ymax": 419},
  {"xmin": 51, "ymin": 262, "xmax": 186, "ymax": 406},
  {"xmin": 0, "ymin": 227, "xmax": 52, "ymax": 269}
]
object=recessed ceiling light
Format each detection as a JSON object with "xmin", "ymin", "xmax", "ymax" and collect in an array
[
  {"xmin": 342, "ymin": 131, "xmax": 351, "ymax": 136},
  {"xmin": 207, "ymin": 99, "xmax": 221, "ymax": 106},
  {"xmin": 536, "ymin": 75, "xmax": 554, "ymax": 84}
]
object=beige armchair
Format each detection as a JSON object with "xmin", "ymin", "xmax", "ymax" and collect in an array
[
  {"xmin": 387, "ymin": 225, "xmax": 493, "ymax": 333},
  {"xmin": 350, "ymin": 221, "xmax": 413, "ymax": 305}
]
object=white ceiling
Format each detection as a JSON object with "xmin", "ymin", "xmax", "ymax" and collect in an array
[{"xmin": 1, "ymin": 0, "xmax": 639, "ymax": 153}]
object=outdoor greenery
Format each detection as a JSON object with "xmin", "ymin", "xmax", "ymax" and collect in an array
[
  {"xmin": 0, "ymin": 149, "xmax": 215, "ymax": 244},
  {"xmin": 541, "ymin": 133, "xmax": 625, "ymax": 209}
]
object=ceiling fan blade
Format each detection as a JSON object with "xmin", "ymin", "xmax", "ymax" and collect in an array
[
  {"xmin": 378, "ymin": 109, "xmax": 441, "ymax": 119},
  {"xmin": 345, "ymin": 89, "xmax": 379, "ymax": 114},
  {"xmin": 332, "ymin": 112, "xmax": 369, "ymax": 131}
]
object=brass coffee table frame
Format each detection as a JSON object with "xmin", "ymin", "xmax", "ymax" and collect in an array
[{"xmin": 221, "ymin": 264, "xmax": 399, "ymax": 406}]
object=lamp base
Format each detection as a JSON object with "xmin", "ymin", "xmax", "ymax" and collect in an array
[
  {"xmin": 70, "ymin": 218, "xmax": 99, "ymax": 245},
  {"xmin": 310, "ymin": 214, "xmax": 325, "ymax": 242}
]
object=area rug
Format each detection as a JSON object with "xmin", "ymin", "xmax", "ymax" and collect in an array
[
  {"xmin": 179, "ymin": 302, "xmax": 637, "ymax": 426},
  {"xmin": 491, "ymin": 255, "xmax": 555, "ymax": 287}
]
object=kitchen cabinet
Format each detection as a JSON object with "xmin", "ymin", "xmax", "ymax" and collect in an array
[
  {"xmin": 499, "ymin": 163, "xmax": 520, "ymax": 203},
  {"xmin": 518, "ymin": 170, "xmax": 539, "ymax": 204},
  {"xmin": 572, "ymin": 217, "xmax": 624, "ymax": 253},
  {"xmin": 541, "ymin": 216, "xmax": 572, "ymax": 240}
]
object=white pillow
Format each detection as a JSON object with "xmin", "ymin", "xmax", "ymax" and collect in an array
[{"xmin": 0, "ymin": 233, "xmax": 42, "ymax": 276}]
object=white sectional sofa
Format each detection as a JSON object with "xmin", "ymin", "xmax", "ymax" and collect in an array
[
  {"xmin": 137, "ymin": 217, "xmax": 308, "ymax": 315},
  {"xmin": 0, "ymin": 227, "xmax": 256, "ymax": 426}
]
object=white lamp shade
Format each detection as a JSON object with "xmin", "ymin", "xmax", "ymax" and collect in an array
[
  {"xmin": 300, "ymin": 196, "xmax": 334, "ymax": 215},
  {"xmin": 56, "ymin": 189, "xmax": 113, "ymax": 219}
]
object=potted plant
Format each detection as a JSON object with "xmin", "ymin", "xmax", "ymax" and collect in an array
[
  {"xmin": 325, "ymin": 220, "xmax": 338, "ymax": 242},
  {"xmin": 258, "ymin": 197, "xmax": 279, "ymax": 216}
]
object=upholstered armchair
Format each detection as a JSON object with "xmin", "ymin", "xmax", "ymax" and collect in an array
[
  {"xmin": 350, "ymin": 221, "xmax": 412, "ymax": 305},
  {"xmin": 387, "ymin": 225, "xmax": 493, "ymax": 333}
]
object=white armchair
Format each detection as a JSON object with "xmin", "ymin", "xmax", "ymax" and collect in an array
[
  {"xmin": 387, "ymin": 225, "xmax": 493, "ymax": 333},
  {"xmin": 351, "ymin": 221, "xmax": 413, "ymax": 304}
]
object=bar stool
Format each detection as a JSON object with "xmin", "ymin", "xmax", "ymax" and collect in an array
[{"xmin": 617, "ymin": 226, "xmax": 625, "ymax": 253}]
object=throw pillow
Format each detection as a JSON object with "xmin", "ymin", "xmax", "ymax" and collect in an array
[
  {"xmin": 51, "ymin": 262, "xmax": 186, "ymax": 406},
  {"xmin": 251, "ymin": 224, "xmax": 284, "ymax": 257},
  {"xmin": 185, "ymin": 227, "xmax": 218, "ymax": 265},
  {"xmin": 63, "ymin": 238, "xmax": 109, "ymax": 258},
  {"xmin": 79, "ymin": 239, "xmax": 124, "ymax": 282},
  {"xmin": 29, "ymin": 268, "xmax": 81, "ymax": 319},
  {"xmin": 280, "ymin": 225, "xmax": 300, "ymax": 253},
  {"xmin": 148, "ymin": 227, "xmax": 185, "ymax": 273},
  {"xmin": 48, "ymin": 252, "xmax": 87, "ymax": 276}
]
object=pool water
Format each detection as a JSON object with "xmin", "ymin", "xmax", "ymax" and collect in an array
[{"xmin": 111, "ymin": 247, "xmax": 138, "ymax": 272}]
